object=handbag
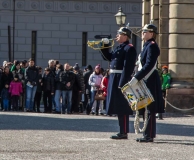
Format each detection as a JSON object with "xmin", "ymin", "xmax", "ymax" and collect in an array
[{"xmin": 94, "ymin": 89, "xmax": 106, "ymax": 100}]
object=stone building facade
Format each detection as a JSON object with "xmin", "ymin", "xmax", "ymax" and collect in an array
[
  {"xmin": 143, "ymin": 0, "xmax": 194, "ymax": 113},
  {"xmin": 0, "ymin": 0, "xmax": 142, "ymax": 69}
]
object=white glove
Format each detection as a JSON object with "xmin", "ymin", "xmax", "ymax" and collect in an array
[
  {"xmin": 128, "ymin": 77, "xmax": 138, "ymax": 86},
  {"xmin": 101, "ymin": 38, "xmax": 109, "ymax": 44}
]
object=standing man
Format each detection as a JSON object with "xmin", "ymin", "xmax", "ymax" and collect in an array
[
  {"xmin": 60, "ymin": 63, "xmax": 75, "ymax": 114},
  {"xmin": 25, "ymin": 58, "xmax": 39, "ymax": 112},
  {"xmin": 101, "ymin": 26, "xmax": 137, "ymax": 139},
  {"xmin": 128, "ymin": 23, "xmax": 164, "ymax": 142},
  {"xmin": 83, "ymin": 65, "xmax": 93, "ymax": 112}
]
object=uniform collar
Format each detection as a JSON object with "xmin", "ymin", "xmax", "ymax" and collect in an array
[
  {"xmin": 143, "ymin": 38, "xmax": 155, "ymax": 47},
  {"xmin": 119, "ymin": 40, "xmax": 129, "ymax": 47}
]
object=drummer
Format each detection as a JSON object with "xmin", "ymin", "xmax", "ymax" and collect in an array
[
  {"xmin": 128, "ymin": 23, "xmax": 164, "ymax": 142},
  {"xmin": 101, "ymin": 25, "xmax": 137, "ymax": 139}
]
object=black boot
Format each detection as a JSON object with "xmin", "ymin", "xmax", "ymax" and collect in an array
[
  {"xmin": 136, "ymin": 137, "xmax": 154, "ymax": 142},
  {"xmin": 110, "ymin": 133, "xmax": 128, "ymax": 140}
]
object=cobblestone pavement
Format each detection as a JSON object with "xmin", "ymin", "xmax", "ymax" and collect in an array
[{"xmin": 0, "ymin": 112, "xmax": 193, "ymax": 160}]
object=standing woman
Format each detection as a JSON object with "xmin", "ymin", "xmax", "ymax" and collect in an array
[
  {"xmin": 87, "ymin": 64, "xmax": 103, "ymax": 115},
  {"xmin": 128, "ymin": 23, "xmax": 164, "ymax": 142}
]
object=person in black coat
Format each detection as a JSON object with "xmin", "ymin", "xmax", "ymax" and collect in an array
[
  {"xmin": 54, "ymin": 64, "xmax": 63, "ymax": 113},
  {"xmin": 25, "ymin": 58, "xmax": 39, "ymax": 112},
  {"xmin": 129, "ymin": 23, "xmax": 164, "ymax": 142},
  {"xmin": 83, "ymin": 65, "xmax": 93, "ymax": 111},
  {"xmin": 101, "ymin": 26, "xmax": 137, "ymax": 139},
  {"xmin": 60, "ymin": 63, "xmax": 75, "ymax": 114},
  {"xmin": 33, "ymin": 66, "xmax": 43, "ymax": 112},
  {"xmin": 0, "ymin": 66, "xmax": 13, "ymax": 110},
  {"xmin": 42, "ymin": 67, "xmax": 55, "ymax": 113}
]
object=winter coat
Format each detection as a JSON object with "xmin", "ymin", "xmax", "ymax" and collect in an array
[
  {"xmin": 101, "ymin": 76, "xmax": 109, "ymax": 96},
  {"xmin": 88, "ymin": 72, "xmax": 103, "ymax": 91},
  {"xmin": 60, "ymin": 70, "xmax": 75, "ymax": 91},
  {"xmin": 1, "ymin": 88, "xmax": 10, "ymax": 99},
  {"xmin": 42, "ymin": 72, "xmax": 55, "ymax": 93},
  {"xmin": 101, "ymin": 40, "xmax": 137, "ymax": 115},
  {"xmin": 36, "ymin": 74, "xmax": 43, "ymax": 92},
  {"xmin": 162, "ymin": 73, "xmax": 171, "ymax": 91},
  {"xmin": 134, "ymin": 38, "xmax": 164, "ymax": 113},
  {"xmin": 0, "ymin": 72, "xmax": 13, "ymax": 90},
  {"xmin": 83, "ymin": 69, "xmax": 93, "ymax": 91},
  {"xmin": 76, "ymin": 70, "xmax": 85, "ymax": 92},
  {"xmin": 12, "ymin": 69, "xmax": 24, "ymax": 81},
  {"xmin": 9, "ymin": 81, "xmax": 23, "ymax": 96},
  {"xmin": 73, "ymin": 73, "xmax": 82, "ymax": 92},
  {"xmin": 25, "ymin": 66, "xmax": 39, "ymax": 85},
  {"xmin": 55, "ymin": 69, "xmax": 63, "ymax": 90}
]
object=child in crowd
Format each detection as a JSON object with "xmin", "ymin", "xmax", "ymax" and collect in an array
[
  {"xmin": 1, "ymin": 83, "xmax": 10, "ymax": 111},
  {"xmin": 162, "ymin": 66, "xmax": 171, "ymax": 92},
  {"xmin": 101, "ymin": 69, "xmax": 110, "ymax": 115},
  {"xmin": 9, "ymin": 74, "xmax": 23, "ymax": 111}
]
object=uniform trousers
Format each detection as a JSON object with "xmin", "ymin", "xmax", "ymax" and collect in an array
[
  {"xmin": 118, "ymin": 115, "xmax": 129, "ymax": 134},
  {"xmin": 143, "ymin": 113, "xmax": 156, "ymax": 138}
]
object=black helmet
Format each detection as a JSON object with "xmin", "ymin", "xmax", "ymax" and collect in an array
[
  {"xmin": 142, "ymin": 24, "xmax": 157, "ymax": 33},
  {"xmin": 117, "ymin": 27, "xmax": 132, "ymax": 39}
]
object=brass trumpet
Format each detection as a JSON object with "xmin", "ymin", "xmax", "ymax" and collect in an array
[{"xmin": 87, "ymin": 39, "xmax": 114, "ymax": 50}]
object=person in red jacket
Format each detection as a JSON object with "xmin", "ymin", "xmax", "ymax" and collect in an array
[
  {"xmin": 101, "ymin": 69, "xmax": 109, "ymax": 97},
  {"xmin": 9, "ymin": 74, "xmax": 23, "ymax": 111}
]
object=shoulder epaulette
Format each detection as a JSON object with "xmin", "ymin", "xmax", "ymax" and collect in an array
[
  {"xmin": 151, "ymin": 41, "xmax": 155, "ymax": 44},
  {"xmin": 128, "ymin": 44, "xmax": 133, "ymax": 47}
]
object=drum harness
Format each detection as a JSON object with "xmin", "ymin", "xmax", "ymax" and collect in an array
[{"xmin": 134, "ymin": 56, "xmax": 157, "ymax": 134}]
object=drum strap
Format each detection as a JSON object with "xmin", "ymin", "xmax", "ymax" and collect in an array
[{"xmin": 136, "ymin": 54, "xmax": 157, "ymax": 80}]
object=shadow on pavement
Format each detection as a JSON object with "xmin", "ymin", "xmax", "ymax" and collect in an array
[
  {"xmin": 155, "ymin": 139, "xmax": 194, "ymax": 146},
  {"xmin": 0, "ymin": 114, "xmax": 120, "ymax": 132},
  {"xmin": 0, "ymin": 114, "xmax": 193, "ymax": 137}
]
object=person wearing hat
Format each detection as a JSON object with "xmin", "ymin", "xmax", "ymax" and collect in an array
[
  {"xmin": 72, "ymin": 63, "xmax": 85, "ymax": 113},
  {"xmin": 128, "ymin": 23, "xmax": 164, "ymax": 142},
  {"xmin": 83, "ymin": 65, "xmax": 93, "ymax": 111},
  {"xmin": 161, "ymin": 65, "xmax": 171, "ymax": 91},
  {"xmin": 88, "ymin": 64, "xmax": 103, "ymax": 115},
  {"xmin": 101, "ymin": 25, "xmax": 137, "ymax": 139}
]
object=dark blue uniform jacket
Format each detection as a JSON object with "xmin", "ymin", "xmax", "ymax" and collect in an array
[
  {"xmin": 135, "ymin": 38, "xmax": 164, "ymax": 113},
  {"xmin": 101, "ymin": 40, "xmax": 137, "ymax": 115}
]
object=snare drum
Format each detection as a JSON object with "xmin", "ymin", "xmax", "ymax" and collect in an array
[{"xmin": 121, "ymin": 80, "xmax": 154, "ymax": 111}]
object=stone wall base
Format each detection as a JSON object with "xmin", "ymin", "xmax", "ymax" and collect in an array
[{"xmin": 165, "ymin": 88, "xmax": 194, "ymax": 114}]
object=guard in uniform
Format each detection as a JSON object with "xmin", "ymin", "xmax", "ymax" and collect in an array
[
  {"xmin": 128, "ymin": 23, "xmax": 164, "ymax": 142},
  {"xmin": 101, "ymin": 26, "xmax": 137, "ymax": 139}
]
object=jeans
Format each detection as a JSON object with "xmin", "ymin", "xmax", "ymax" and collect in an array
[
  {"xmin": 90, "ymin": 90, "xmax": 100, "ymax": 112},
  {"xmin": 55, "ymin": 90, "xmax": 62, "ymax": 112},
  {"xmin": 26, "ymin": 85, "xmax": 37, "ymax": 111},
  {"xmin": 61, "ymin": 90, "xmax": 72, "ymax": 113},
  {"xmin": 92, "ymin": 100, "xmax": 103, "ymax": 114},
  {"xmin": 3, "ymin": 99, "xmax": 9, "ymax": 111}
]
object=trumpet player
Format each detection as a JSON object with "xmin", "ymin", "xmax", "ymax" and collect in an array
[{"xmin": 101, "ymin": 26, "xmax": 137, "ymax": 139}]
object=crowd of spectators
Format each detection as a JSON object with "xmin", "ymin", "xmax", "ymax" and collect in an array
[{"xmin": 0, "ymin": 58, "xmax": 109, "ymax": 115}]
